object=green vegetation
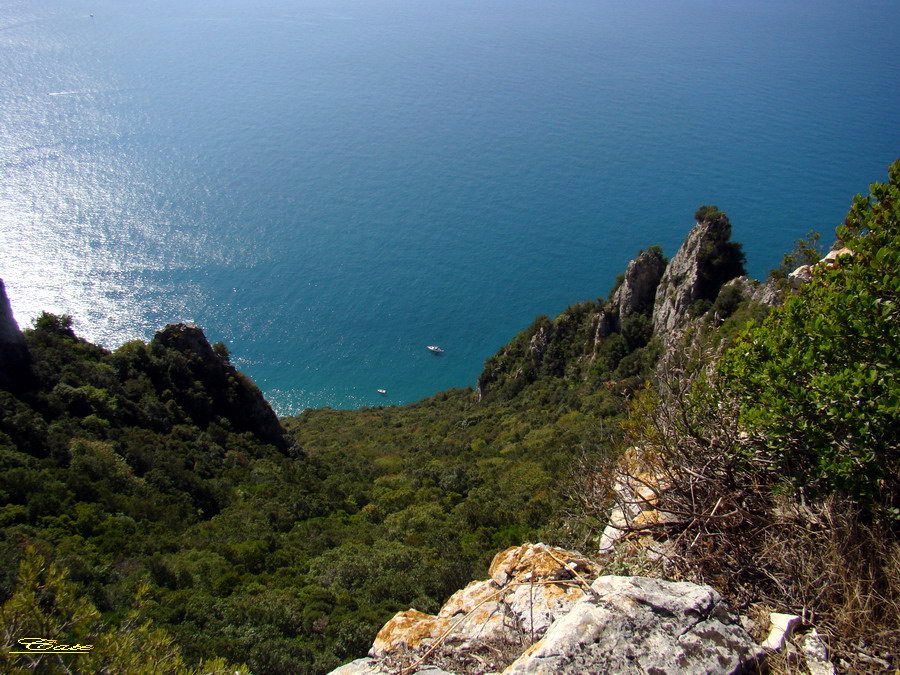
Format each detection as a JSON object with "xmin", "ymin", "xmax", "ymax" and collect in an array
[
  {"xmin": 0, "ymin": 261, "xmax": 658, "ymax": 671},
  {"xmin": 767, "ymin": 230, "xmax": 825, "ymax": 282},
  {"xmin": 721, "ymin": 161, "xmax": 899, "ymax": 511},
  {"xmin": 1, "ymin": 163, "xmax": 897, "ymax": 673},
  {"xmin": 693, "ymin": 205, "xmax": 747, "ymax": 302},
  {"xmin": 1, "ymin": 547, "xmax": 249, "ymax": 674}
]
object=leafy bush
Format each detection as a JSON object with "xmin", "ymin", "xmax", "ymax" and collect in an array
[
  {"xmin": 720, "ymin": 159, "xmax": 899, "ymax": 510},
  {"xmin": 709, "ymin": 283, "xmax": 744, "ymax": 322},
  {"xmin": 32, "ymin": 312, "xmax": 75, "ymax": 337},
  {"xmin": 691, "ymin": 206, "xmax": 747, "ymax": 301}
]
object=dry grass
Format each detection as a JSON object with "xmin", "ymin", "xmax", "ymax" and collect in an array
[{"xmin": 590, "ymin": 339, "xmax": 900, "ymax": 673}]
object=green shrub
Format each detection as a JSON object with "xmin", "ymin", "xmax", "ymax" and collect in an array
[{"xmin": 720, "ymin": 160, "xmax": 900, "ymax": 511}]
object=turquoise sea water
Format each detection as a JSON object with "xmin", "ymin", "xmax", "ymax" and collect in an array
[{"xmin": 1, "ymin": 0, "xmax": 898, "ymax": 413}]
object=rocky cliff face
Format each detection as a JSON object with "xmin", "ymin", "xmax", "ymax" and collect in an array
[
  {"xmin": 152, "ymin": 323, "xmax": 287, "ymax": 449},
  {"xmin": 652, "ymin": 212, "xmax": 745, "ymax": 339},
  {"xmin": 0, "ymin": 279, "xmax": 32, "ymax": 392},
  {"xmin": 475, "ymin": 214, "xmax": 752, "ymax": 399},
  {"xmin": 611, "ymin": 247, "xmax": 667, "ymax": 324}
]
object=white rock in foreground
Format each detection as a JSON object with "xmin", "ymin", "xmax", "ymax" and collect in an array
[
  {"xmin": 328, "ymin": 545, "xmax": 764, "ymax": 675},
  {"xmin": 329, "ymin": 658, "xmax": 454, "ymax": 675},
  {"xmin": 504, "ymin": 575, "xmax": 764, "ymax": 674},
  {"xmin": 802, "ymin": 629, "xmax": 836, "ymax": 675},
  {"xmin": 762, "ymin": 612, "xmax": 801, "ymax": 651}
]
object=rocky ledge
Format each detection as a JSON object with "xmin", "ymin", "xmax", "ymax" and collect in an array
[{"xmin": 330, "ymin": 543, "xmax": 764, "ymax": 675}]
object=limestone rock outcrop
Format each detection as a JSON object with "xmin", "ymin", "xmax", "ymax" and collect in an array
[
  {"xmin": 0, "ymin": 279, "xmax": 32, "ymax": 392},
  {"xmin": 329, "ymin": 544, "xmax": 763, "ymax": 675},
  {"xmin": 504, "ymin": 575, "xmax": 764, "ymax": 674},
  {"xmin": 789, "ymin": 245, "xmax": 854, "ymax": 288},
  {"xmin": 652, "ymin": 213, "xmax": 745, "ymax": 340},
  {"xmin": 369, "ymin": 543, "xmax": 594, "ymax": 663},
  {"xmin": 611, "ymin": 247, "xmax": 667, "ymax": 325}
]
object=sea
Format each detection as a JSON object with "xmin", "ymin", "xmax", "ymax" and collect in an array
[{"xmin": 1, "ymin": 0, "xmax": 898, "ymax": 414}]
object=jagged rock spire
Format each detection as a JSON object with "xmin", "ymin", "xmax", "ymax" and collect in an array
[
  {"xmin": 611, "ymin": 247, "xmax": 667, "ymax": 328},
  {"xmin": 652, "ymin": 210, "xmax": 745, "ymax": 340}
]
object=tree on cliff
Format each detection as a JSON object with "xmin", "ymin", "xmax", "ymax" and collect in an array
[{"xmin": 693, "ymin": 205, "xmax": 746, "ymax": 302}]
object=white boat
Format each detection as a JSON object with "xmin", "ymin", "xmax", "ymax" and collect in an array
[
  {"xmin": 427, "ymin": 345, "xmax": 444, "ymax": 353},
  {"xmin": 376, "ymin": 389, "xmax": 387, "ymax": 395}
]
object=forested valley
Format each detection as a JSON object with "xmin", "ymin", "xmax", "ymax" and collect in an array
[{"xmin": 1, "ymin": 162, "xmax": 897, "ymax": 673}]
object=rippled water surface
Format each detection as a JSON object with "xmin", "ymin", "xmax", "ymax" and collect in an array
[{"xmin": 2, "ymin": 0, "xmax": 898, "ymax": 412}]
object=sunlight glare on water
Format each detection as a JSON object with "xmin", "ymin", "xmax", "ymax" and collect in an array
[{"xmin": 1, "ymin": 0, "xmax": 898, "ymax": 413}]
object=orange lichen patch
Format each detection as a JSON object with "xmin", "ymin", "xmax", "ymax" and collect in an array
[
  {"xmin": 440, "ymin": 580, "xmax": 500, "ymax": 617},
  {"xmin": 504, "ymin": 581, "xmax": 586, "ymax": 619},
  {"xmin": 631, "ymin": 509, "xmax": 665, "ymax": 528},
  {"xmin": 370, "ymin": 609, "xmax": 451, "ymax": 656},
  {"xmin": 489, "ymin": 543, "xmax": 595, "ymax": 587},
  {"xmin": 489, "ymin": 546, "xmax": 522, "ymax": 581},
  {"xmin": 537, "ymin": 583, "xmax": 582, "ymax": 602}
]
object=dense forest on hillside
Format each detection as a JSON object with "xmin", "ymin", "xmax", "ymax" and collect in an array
[
  {"xmin": 1, "ymin": 162, "xmax": 897, "ymax": 674},
  {"xmin": 0, "ymin": 275, "xmax": 651, "ymax": 672}
]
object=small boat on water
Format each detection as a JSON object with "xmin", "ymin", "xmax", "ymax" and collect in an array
[
  {"xmin": 376, "ymin": 389, "xmax": 387, "ymax": 395},
  {"xmin": 427, "ymin": 345, "xmax": 444, "ymax": 353}
]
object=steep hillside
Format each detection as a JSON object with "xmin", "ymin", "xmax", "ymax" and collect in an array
[
  {"xmin": 1, "ymin": 161, "xmax": 896, "ymax": 674},
  {"xmin": 328, "ymin": 163, "xmax": 899, "ymax": 675},
  {"xmin": 0, "ymin": 207, "xmax": 762, "ymax": 674}
]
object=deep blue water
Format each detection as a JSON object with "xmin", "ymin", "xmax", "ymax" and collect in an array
[{"xmin": 1, "ymin": 0, "xmax": 898, "ymax": 413}]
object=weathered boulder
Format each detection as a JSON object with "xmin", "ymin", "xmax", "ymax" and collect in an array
[
  {"xmin": 504, "ymin": 575, "xmax": 764, "ymax": 674},
  {"xmin": 762, "ymin": 612, "xmax": 801, "ymax": 651},
  {"xmin": 330, "ymin": 658, "xmax": 453, "ymax": 675},
  {"xmin": 488, "ymin": 542, "xmax": 595, "ymax": 587},
  {"xmin": 0, "ymin": 279, "xmax": 32, "ymax": 392},
  {"xmin": 820, "ymin": 246, "xmax": 853, "ymax": 269},
  {"xmin": 611, "ymin": 247, "xmax": 667, "ymax": 324},
  {"xmin": 788, "ymin": 245, "xmax": 854, "ymax": 288},
  {"xmin": 788, "ymin": 264, "xmax": 813, "ymax": 288},
  {"xmin": 369, "ymin": 544, "xmax": 594, "ymax": 660},
  {"xmin": 331, "ymin": 544, "xmax": 764, "ymax": 675},
  {"xmin": 652, "ymin": 213, "xmax": 745, "ymax": 340}
]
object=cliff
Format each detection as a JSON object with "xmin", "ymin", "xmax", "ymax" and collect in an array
[
  {"xmin": 652, "ymin": 207, "xmax": 746, "ymax": 339},
  {"xmin": 0, "ymin": 279, "xmax": 32, "ymax": 392},
  {"xmin": 611, "ymin": 246, "xmax": 667, "ymax": 323},
  {"xmin": 476, "ymin": 211, "xmax": 753, "ymax": 402}
]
